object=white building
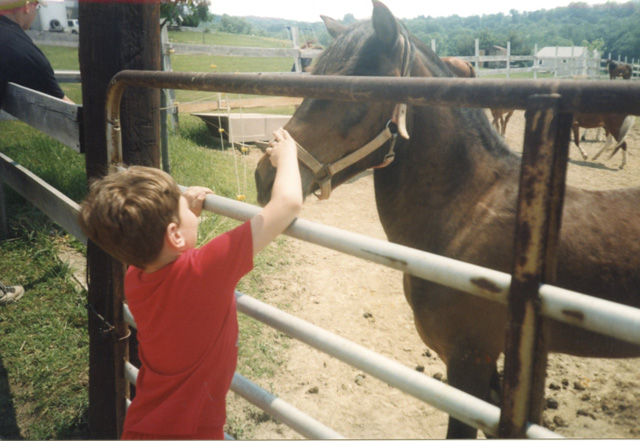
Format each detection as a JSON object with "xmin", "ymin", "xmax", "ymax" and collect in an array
[
  {"xmin": 30, "ymin": 0, "xmax": 78, "ymax": 32},
  {"xmin": 535, "ymin": 46, "xmax": 597, "ymax": 77}
]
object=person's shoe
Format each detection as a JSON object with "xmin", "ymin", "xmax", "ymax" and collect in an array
[{"xmin": 0, "ymin": 283, "xmax": 25, "ymax": 305}]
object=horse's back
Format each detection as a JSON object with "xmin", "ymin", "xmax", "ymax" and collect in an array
[{"xmin": 559, "ymin": 185, "xmax": 640, "ymax": 308}]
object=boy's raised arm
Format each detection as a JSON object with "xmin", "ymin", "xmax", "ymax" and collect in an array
[{"xmin": 250, "ymin": 128, "xmax": 303, "ymax": 256}]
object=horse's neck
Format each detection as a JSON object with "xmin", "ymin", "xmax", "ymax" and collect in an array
[{"xmin": 373, "ymin": 105, "xmax": 519, "ymax": 250}]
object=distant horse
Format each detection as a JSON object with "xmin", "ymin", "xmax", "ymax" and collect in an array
[
  {"xmin": 441, "ymin": 56, "xmax": 476, "ymax": 78},
  {"xmin": 255, "ymin": 2, "xmax": 640, "ymax": 438},
  {"xmin": 607, "ymin": 59, "xmax": 632, "ymax": 80},
  {"xmin": 291, "ymin": 41, "xmax": 323, "ymax": 73},
  {"xmin": 440, "ymin": 57, "xmax": 514, "ymax": 138},
  {"xmin": 490, "ymin": 108, "xmax": 514, "ymax": 137},
  {"xmin": 572, "ymin": 113, "xmax": 636, "ymax": 168}
]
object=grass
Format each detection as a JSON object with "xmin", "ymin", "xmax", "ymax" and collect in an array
[
  {"xmin": 167, "ymin": 30, "xmax": 291, "ymax": 48},
  {"xmin": 36, "ymin": 32, "xmax": 295, "ymax": 110}
]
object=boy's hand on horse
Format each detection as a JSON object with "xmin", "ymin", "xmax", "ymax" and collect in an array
[
  {"xmin": 266, "ymin": 128, "xmax": 297, "ymax": 168},
  {"xmin": 183, "ymin": 186, "xmax": 214, "ymax": 217}
]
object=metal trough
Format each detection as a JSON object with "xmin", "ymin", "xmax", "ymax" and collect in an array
[{"xmin": 192, "ymin": 112, "xmax": 291, "ymax": 143}]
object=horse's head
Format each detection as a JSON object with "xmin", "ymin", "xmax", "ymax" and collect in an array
[{"xmin": 255, "ymin": 0, "xmax": 447, "ymax": 204}]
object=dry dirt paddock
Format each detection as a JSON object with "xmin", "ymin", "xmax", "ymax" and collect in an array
[{"xmin": 228, "ymin": 109, "xmax": 640, "ymax": 439}]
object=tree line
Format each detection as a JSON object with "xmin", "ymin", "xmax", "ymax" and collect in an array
[{"xmin": 170, "ymin": 1, "xmax": 640, "ymax": 61}]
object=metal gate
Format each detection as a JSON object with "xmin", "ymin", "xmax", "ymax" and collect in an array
[{"xmin": 105, "ymin": 71, "xmax": 640, "ymax": 438}]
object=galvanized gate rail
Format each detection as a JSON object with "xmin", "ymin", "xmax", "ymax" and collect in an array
[{"xmin": 105, "ymin": 71, "xmax": 640, "ymax": 438}]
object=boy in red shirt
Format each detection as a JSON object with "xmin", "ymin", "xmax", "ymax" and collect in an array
[{"xmin": 78, "ymin": 128, "xmax": 302, "ymax": 439}]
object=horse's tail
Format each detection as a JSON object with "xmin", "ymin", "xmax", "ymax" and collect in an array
[{"xmin": 609, "ymin": 115, "xmax": 636, "ymax": 158}]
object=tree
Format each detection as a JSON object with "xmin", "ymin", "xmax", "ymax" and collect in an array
[
  {"xmin": 342, "ymin": 13, "xmax": 357, "ymax": 25},
  {"xmin": 161, "ymin": 0, "xmax": 211, "ymax": 27},
  {"xmin": 220, "ymin": 15, "xmax": 253, "ymax": 34}
]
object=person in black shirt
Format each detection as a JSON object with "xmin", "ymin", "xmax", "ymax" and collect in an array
[
  {"xmin": 0, "ymin": 0, "xmax": 72, "ymax": 102},
  {"xmin": 1, "ymin": 0, "xmax": 74, "ymax": 305}
]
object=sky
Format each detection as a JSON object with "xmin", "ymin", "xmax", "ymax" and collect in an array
[{"xmin": 211, "ymin": 0, "xmax": 623, "ymax": 22}]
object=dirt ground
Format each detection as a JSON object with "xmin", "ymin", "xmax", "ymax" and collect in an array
[{"xmin": 228, "ymin": 110, "xmax": 640, "ymax": 439}]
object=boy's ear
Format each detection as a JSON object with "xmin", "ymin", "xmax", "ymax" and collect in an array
[{"xmin": 165, "ymin": 222, "xmax": 185, "ymax": 250}]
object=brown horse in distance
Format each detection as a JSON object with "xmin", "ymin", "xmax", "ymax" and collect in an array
[
  {"xmin": 441, "ymin": 56, "xmax": 476, "ymax": 78},
  {"xmin": 255, "ymin": 2, "xmax": 640, "ymax": 438},
  {"xmin": 572, "ymin": 113, "xmax": 636, "ymax": 168},
  {"xmin": 490, "ymin": 108, "xmax": 514, "ymax": 137},
  {"xmin": 607, "ymin": 59, "xmax": 632, "ymax": 79},
  {"xmin": 440, "ymin": 57, "xmax": 515, "ymax": 138}
]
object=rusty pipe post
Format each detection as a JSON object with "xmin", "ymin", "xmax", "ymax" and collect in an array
[{"xmin": 499, "ymin": 94, "xmax": 572, "ymax": 437}]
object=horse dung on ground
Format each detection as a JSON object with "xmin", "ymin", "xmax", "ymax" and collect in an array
[{"xmin": 255, "ymin": 1, "xmax": 640, "ymax": 438}]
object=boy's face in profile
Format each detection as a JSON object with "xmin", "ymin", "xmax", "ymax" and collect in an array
[{"xmin": 177, "ymin": 195, "xmax": 199, "ymax": 250}]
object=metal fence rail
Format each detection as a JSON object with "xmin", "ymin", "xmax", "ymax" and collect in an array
[
  {"xmin": 190, "ymin": 191, "xmax": 640, "ymax": 347},
  {"xmin": 123, "ymin": 292, "xmax": 557, "ymax": 439},
  {"xmin": 122, "ymin": 305, "xmax": 345, "ymax": 439}
]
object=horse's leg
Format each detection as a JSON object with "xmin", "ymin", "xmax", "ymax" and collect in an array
[
  {"xmin": 499, "ymin": 115, "xmax": 506, "ymax": 137},
  {"xmin": 580, "ymin": 128, "xmax": 587, "ymax": 141},
  {"xmin": 491, "ymin": 115, "xmax": 500, "ymax": 133},
  {"xmin": 592, "ymin": 134, "xmax": 614, "ymax": 161},
  {"xmin": 608, "ymin": 141, "xmax": 627, "ymax": 169},
  {"xmin": 572, "ymin": 124, "xmax": 588, "ymax": 159},
  {"xmin": 446, "ymin": 355, "xmax": 497, "ymax": 438},
  {"xmin": 619, "ymin": 145, "xmax": 627, "ymax": 169},
  {"xmin": 502, "ymin": 111, "xmax": 513, "ymax": 137}
]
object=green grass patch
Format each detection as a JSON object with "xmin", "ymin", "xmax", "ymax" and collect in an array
[{"xmin": 168, "ymin": 30, "xmax": 291, "ymax": 48}]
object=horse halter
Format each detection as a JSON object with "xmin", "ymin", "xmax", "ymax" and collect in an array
[{"xmin": 296, "ymin": 28, "xmax": 414, "ymax": 200}]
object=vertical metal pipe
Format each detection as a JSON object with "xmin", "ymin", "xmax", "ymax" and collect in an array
[{"xmin": 499, "ymin": 94, "xmax": 563, "ymax": 437}]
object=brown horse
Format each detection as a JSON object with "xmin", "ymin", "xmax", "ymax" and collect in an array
[
  {"xmin": 255, "ymin": 2, "xmax": 640, "ymax": 438},
  {"xmin": 440, "ymin": 57, "xmax": 515, "ymax": 138},
  {"xmin": 441, "ymin": 56, "xmax": 476, "ymax": 78},
  {"xmin": 607, "ymin": 59, "xmax": 632, "ymax": 80},
  {"xmin": 572, "ymin": 113, "xmax": 636, "ymax": 168},
  {"xmin": 490, "ymin": 108, "xmax": 514, "ymax": 137}
]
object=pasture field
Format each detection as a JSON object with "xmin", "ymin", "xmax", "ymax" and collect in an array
[{"xmin": 166, "ymin": 30, "xmax": 292, "ymax": 48}]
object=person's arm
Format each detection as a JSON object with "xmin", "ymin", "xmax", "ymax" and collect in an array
[{"xmin": 251, "ymin": 128, "xmax": 303, "ymax": 256}]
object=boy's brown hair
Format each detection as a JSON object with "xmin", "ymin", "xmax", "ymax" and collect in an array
[{"xmin": 77, "ymin": 166, "xmax": 181, "ymax": 268}]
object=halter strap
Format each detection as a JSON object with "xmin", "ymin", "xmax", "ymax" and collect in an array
[{"xmin": 296, "ymin": 122, "xmax": 397, "ymax": 200}]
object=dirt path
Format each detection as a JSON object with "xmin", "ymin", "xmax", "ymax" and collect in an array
[{"xmin": 230, "ymin": 110, "xmax": 640, "ymax": 439}]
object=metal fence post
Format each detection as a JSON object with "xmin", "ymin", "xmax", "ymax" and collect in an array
[{"xmin": 499, "ymin": 94, "xmax": 572, "ymax": 437}]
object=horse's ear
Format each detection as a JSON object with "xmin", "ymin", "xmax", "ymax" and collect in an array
[
  {"xmin": 371, "ymin": 0, "xmax": 399, "ymax": 50},
  {"xmin": 321, "ymin": 15, "xmax": 347, "ymax": 39}
]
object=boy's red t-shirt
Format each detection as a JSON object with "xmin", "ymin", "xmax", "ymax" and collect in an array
[{"xmin": 121, "ymin": 221, "xmax": 253, "ymax": 439}]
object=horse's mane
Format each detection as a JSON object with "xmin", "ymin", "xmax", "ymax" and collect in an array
[{"xmin": 313, "ymin": 18, "xmax": 517, "ymax": 160}]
